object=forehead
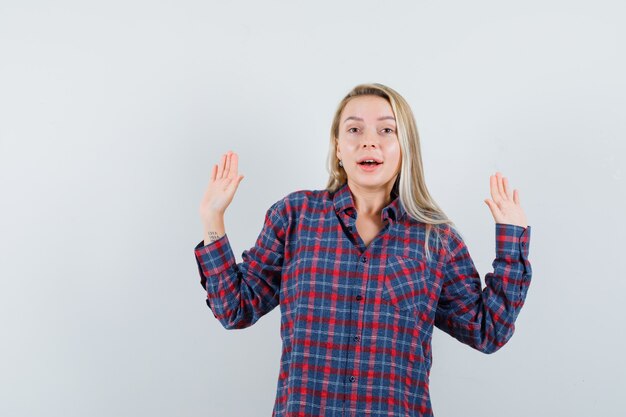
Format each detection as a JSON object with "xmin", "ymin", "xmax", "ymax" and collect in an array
[{"xmin": 341, "ymin": 95, "xmax": 395, "ymax": 122}]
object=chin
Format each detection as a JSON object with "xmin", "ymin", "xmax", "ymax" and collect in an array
[{"xmin": 349, "ymin": 177, "xmax": 394, "ymax": 189}]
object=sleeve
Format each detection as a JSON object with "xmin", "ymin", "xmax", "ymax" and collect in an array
[
  {"xmin": 193, "ymin": 198, "xmax": 288, "ymax": 330},
  {"xmin": 434, "ymin": 223, "xmax": 532, "ymax": 353}
]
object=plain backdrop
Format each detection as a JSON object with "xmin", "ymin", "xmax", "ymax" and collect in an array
[{"xmin": 1, "ymin": 1, "xmax": 625, "ymax": 416}]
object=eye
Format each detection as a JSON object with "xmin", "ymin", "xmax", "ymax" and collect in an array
[
  {"xmin": 347, "ymin": 127, "xmax": 359, "ymax": 133},
  {"xmin": 382, "ymin": 128, "xmax": 395, "ymax": 134}
]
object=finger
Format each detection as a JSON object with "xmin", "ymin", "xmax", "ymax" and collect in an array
[
  {"xmin": 496, "ymin": 172, "xmax": 506, "ymax": 200},
  {"xmin": 489, "ymin": 174, "xmax": 500, "ymax": 203},
  {"xmin": 229, "ymin": 152, "xmax": 239, "ymax": 178},
  {"xmin": 224, "ymin": 151, "xmax": 233, "ymax": 178},
  {"xmin": 217, "ymin": 153, "xmax": 226, "ymax": 179},
  {"xmin": 503, "ymin": 176, "xmax": 512, "ymax": 200},
  {"xmin": 210, "ymin": 164, "xmax": 217, "ymax": 182},
  {"xmin": 513, "ymin": 189, "xmax": 520, "ymax": 205}
]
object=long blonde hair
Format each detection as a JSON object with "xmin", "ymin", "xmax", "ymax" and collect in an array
[{"xmin": 325, "ymin": 83, "xmax": 457, "ymax": 261}]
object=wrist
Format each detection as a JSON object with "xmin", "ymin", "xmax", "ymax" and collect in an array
[{"xmin": 202, "ymin": 214, "xmax": 225, "ymax": 245}]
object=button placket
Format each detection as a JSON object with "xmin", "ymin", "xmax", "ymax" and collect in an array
[{"xmin": 345, "ymin": 264, "xmax": 366, "ymax": 392}]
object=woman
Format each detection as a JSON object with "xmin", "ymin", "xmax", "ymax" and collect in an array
[{"xmin": 194, "ymin": 83, "xmax": 532, "ymax": 417}]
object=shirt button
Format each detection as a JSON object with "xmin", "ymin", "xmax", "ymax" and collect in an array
[
  {"xmin": 353, "ymin": 335, "xmax": 360, "ymax": 342},
  {"xmin": 349, "ymin": 376, "xmax": 356, "ymax": 382},
  {"xmin": 356, "ymin": 295, "xmax": 363, "ymax": 301},
  {"xmin": 521, "ymin": 241, "xmax": 526, "ymax": 247},
  {"xmin": 361, "ymin": 256, "xmax": 367, "ymax": 263}
]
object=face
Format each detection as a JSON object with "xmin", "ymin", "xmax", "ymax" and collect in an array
[{"xmin": 336, "ymin": 95, "xmax": 402, "ymax": 192}]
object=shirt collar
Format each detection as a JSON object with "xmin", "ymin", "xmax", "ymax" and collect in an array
[{"xmin": 332, "ymin": 182, "xmax": 405, "ymax": 223}]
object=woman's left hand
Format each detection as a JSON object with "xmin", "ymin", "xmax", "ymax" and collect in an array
[{"xmin": 484, "ymin": 172, "xmax": 528, "ymax": 228}]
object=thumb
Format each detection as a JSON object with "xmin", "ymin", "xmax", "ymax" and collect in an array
[
  {"xmin": 230, "ymin": 174, "xmax": 244, "ymax": 190},
  {"xmin": 484, "ymin": 199, "xmax": 499, "ymax": 218}
]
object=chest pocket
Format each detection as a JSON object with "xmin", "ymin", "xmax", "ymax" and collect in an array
[{"xmin": 382, "ymin": 255, "xmax": 428, "ymax": 312}]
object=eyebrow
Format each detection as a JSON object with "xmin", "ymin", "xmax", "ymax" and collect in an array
[{"xmin": 342, "ymin": 116, "xmax": 396, "ymax": 123}]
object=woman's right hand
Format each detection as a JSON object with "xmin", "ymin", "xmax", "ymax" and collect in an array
[{"xmin": 199, "ymin": 151, "xmax": 244, "ymax": 224}]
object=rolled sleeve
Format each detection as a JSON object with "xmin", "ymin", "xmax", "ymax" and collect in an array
[
  {"xmin": 491, "ymin": 223, "xmax": 532, "ymax": 305},
  {"xmin": 495, "ymin": 223, "xmax": 531, "ymax": 259},
  {"xmin": 194, "ymin": 234, "xmax": 237, "ymax": 290}
]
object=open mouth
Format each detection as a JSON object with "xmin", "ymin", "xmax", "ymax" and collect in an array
[
  {"xmin": 357, "ymin": 158, "xmax": 383, "ymax": 166},
  {"xmin": 357, "ymin": 160, "xmax": 383, "ymax": 171}
]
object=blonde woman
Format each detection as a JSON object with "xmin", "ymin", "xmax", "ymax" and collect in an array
[{"xmin": 195, "ymin": 83, "xmax": 532, "ymax": 416}]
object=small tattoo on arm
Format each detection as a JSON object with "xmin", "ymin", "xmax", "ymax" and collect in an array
[{"xmin": 206, "ymin": 231, "xmax": 221, "ymax": 243}]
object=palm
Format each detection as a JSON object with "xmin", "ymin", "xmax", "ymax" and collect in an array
[{"xmin": 484, "ymin": 172, "xmax": 528, "ymax": 228}]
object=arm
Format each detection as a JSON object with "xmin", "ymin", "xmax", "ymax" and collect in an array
[
  {"xmin": 194, "ymin": 198, "xmax": 287, "ymax": 330},
  {"xmin": 435, "ymin": 172, "xmax": 532, "ymax": 353},
  {"xmin": 434, "ymin": 223, "xmax": 532, "ymax": 353}
]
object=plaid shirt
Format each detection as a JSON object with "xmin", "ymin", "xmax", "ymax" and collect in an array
[{"xmin": 194, "ymin": 182, "xmax": 532, "ymax": 417}]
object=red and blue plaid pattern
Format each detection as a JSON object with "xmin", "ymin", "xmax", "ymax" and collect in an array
[{"xmin": 194, "ymin": 182, "xmax": 532, "ymax": 416}]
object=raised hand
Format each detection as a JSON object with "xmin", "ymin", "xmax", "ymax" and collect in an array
[
  {"xmin": 484, "ymin": 172, "xmax": 528, "ymax": 228},
  {"xmin": 199, "ymin": 151, "xmax": 244, "ymax": 224}
]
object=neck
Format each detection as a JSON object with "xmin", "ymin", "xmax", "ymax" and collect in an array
[{"xmin": 347, "ymin": 180, "xmax": 396, "ymax": 217}]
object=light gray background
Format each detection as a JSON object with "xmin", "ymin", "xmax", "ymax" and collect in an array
[{"xmin": 1, "ymin": 1, "xmax": 624, "ymax": 416}]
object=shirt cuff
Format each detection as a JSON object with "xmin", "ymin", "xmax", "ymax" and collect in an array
[
  {"xmin": 495, "ymin": 223, "xmax": 531, "ymax": 259},
  {"xmin": 194, "ymin": 233, "xmax": 237, "ymax": 277}
]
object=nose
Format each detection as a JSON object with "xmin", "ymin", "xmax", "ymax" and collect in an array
[{"xmin": 360, "ymin": 129, "xmax": 380, "ymax": 148}]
